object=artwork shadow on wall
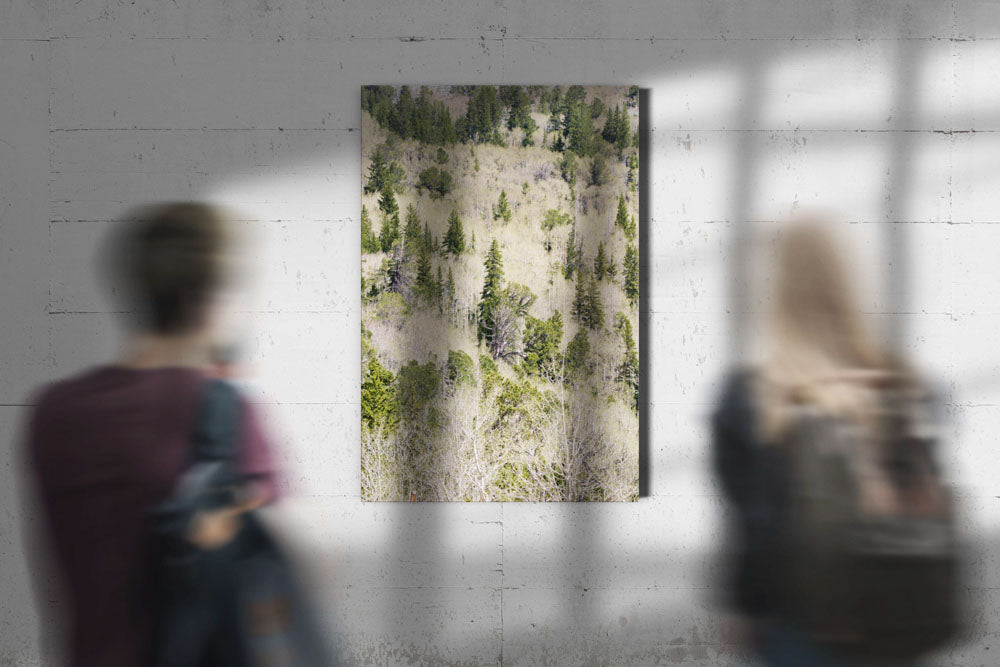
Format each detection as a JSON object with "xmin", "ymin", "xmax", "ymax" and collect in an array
[{"xmin": 360, "ymin": 84, "xmax": 640, "ymax": 502}]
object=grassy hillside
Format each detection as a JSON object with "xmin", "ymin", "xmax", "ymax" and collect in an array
[{"xmin": 361, "ymin": 85, "xmax": 639, "ymax": 502}]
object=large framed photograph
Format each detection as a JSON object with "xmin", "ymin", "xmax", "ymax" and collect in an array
[{"xmin": 361, "ymin": 85, "xmax": 639, "ymax": 501}]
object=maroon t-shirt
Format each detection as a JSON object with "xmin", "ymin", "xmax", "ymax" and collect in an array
[{"xmin": 24, "ymin": 365, "xmax": 280, "ymax": 667}]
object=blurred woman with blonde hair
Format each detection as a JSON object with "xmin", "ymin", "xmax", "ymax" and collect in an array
[{"xmin": 711, "ymin": 219, "xmax": 953, "ymax": 666}]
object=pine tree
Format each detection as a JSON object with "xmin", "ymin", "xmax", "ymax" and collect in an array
[
  {"xmin": 614, "ymin": 312, "xmax": 639, "ymax": 412},
  {"xmin": 470, "ymin": 229, "xmax": 476, "ymax": 252},
  {"xmin": 423, "ymin": 222, "xmax": 432, "ymax": 252},
  {"xmin": 585, "ymin": 272, "xmax": 605, "ymax": 329},
  {"xmin": 564, "ymin": 226, "xmax": 578, "ymax": 280},
  {"xmin": 623, "ymin": 243, "xmax": 639, "ymax": 305},
  {"xmin": 594, "ymin": 241, "xmax": 608, "ymax": 280},
  {"xmin": 414, "ymin": 244, "xmax": 434, "ymax": 302},
  {"xmin": 443, "ymin": 209, "xmax": 466, "ymax": 257},
  {"xmin": 361, "ymin": 205, "xmax": 380, "ymax": 253},
  {"xmin": 478, "ymin": 239, "xmax": 504, "ymax": 342},
  {"xmin": 572, "ymin": 266, "xmax": 588, "ymax": 322},
  {"xmin": 494, "ymin": 189, "xmax": 512, "ymax": 222},
  {"xmin": 379, "ymin": 187, "xmax": 398, "ymax": 218},
  {"xmin": 364, "ymin": 149, "xmax": 386, "ymax": 195},
  {"xmin": 615, "ymin": 194, "xmax": 635, "ymax": 239},
  {"xmin": 403, "ymin": 204, "xmax": 422, "ymax": 254},
  {"xmin": 378, "ymin": 199, "xmax": 400, "ymax": 253}
]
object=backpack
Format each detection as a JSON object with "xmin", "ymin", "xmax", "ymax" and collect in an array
[
  {"xmin": 779, "ymin": 379, "xmax": 961, "ymax": 661},
  {"xmin": 149, "ymin": 379, "xmax": 337, "ymax": 666}
]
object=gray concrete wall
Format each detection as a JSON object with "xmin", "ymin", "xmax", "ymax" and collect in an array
[{"xmin": 2, "ymin": 1, "xmax": 998, "ymax": 664}]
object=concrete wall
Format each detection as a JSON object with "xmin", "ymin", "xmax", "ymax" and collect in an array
[{"xmin": 2, "ymin": 1, "xmax": 999, "ymax": 664}]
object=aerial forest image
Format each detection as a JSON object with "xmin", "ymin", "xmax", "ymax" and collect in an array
[{"xmin": 361, "ymin": 85, "xmax": 640, "ymax": 502}]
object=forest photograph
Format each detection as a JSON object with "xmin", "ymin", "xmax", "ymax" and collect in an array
[{"xmin": 361, "ymin": 85, "xmax": 640, "ymax": 502}]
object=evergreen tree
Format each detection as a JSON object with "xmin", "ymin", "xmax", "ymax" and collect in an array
[
  {"xmin": 361, "ymin": 205, "xmax": 380, "ymax": 253},
  {"xmin": 589, "ymin": 153, "xmax": 610, "ymax": 187},
  {"xmin": 566, "ymin": 100, "xmax": 595, "ymax": 156},
  {"xmin": 623, "ymin": 243, "xmax": 639, "ymax": 305},
  {"xmin": 461, "ymin": 86, "xmax": 503, "ymax": 144},
  {"xmin": 615, "ymin": 194, "xmax": 636, "ymax": 240},
  {"xmin": 585, "ymin": 272, "xmax": 604, "ymax": 329},
  {"xmin": 378, "ymin": 187, "xmax": 399, "ymax": 218},
  {"xmin": 565, "ymin": 329, "xmax": 591, "ymax": 378},
  {"xmin": 573, "ymin": 267, "xmax": 604, "ymax": 329},
  {"xmin": 403, "ymin": 204, "xmax": 422, "ymax": 254},
  {"xmin": 564, "ymin": 226, "xmax": 578, "ymax": 280},
  {"xmin": 443, "ymin": 209, "xmax": 466, "ymax": 257},
  {"xmin": 423, "ymin": 222, "xmax": 432, "ymax": 252},
  {"xmin": 478, "ymin": 239, "xmax": 504, "ymax": 343},
  {"xmin": 470, "ymin": 229, "xmax": 476, "ymax": 252},
  {"xmin": 594, "ymin": 241, "xmax": 608, "ymax": 280},
  {"xmin": 414, "ymin": 244, "xmax": 434, "ymax": 303},
  {"xmin": 614, "ymin": 312, "xmax": 639, "ymax": 411},
  {"xmin": 364, "ymin": 149, "xmax": 388, "ymax": 195},
  {"xmin": 378, "ymin": 201, "xmax": 400, "ymax": 253},
  {"xmin": 602, "ymin": 104, "xmax": 631, "ymax": 158},
  {"xmin": 493, "ymin": 189, "xmax": 512, "ymax": 222}
]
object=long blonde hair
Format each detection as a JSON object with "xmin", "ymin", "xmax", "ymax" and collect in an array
[{"xmin": 757, "ymin": 220, "xmax": 902, "ymax": 441}]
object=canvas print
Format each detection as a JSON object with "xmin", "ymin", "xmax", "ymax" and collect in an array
[{"xmin": 361, "ymin": 85, "xmax": 640, "ymax": 501}]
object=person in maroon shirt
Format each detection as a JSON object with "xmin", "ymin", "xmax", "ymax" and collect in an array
[{"xmin": 22, "ymin": 203, "xmax": 280, "ymax": 666}]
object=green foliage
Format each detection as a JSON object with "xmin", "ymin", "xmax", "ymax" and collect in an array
[
  {"xmin": 414, "ymin": 245, "xmax": 437, "ymax": 305},
  {"xmin": 565, "ymin": 100, "xmax": 596, "ymax": 157},
  {"xmin": 478, "ymin": 239, "xmax": 505, "ymax": 343},
  {"xmin": 541, "ymin": 208, "xmax": 571, "ymax": 231},
  {"xmin": 362, "ymin": 85, "xmax": 457, "ymax": 146},
  {"xmin": 493, "ymin": 189, "xmax": 513, "ymax": 222},
  {"xmin": 565, "ymin": 329, "xmax": 592, "ymax": 378},
  {"xmin": 589, "ymin": 97, "xmax": 606, "ymax": 119},
  {"xmin": 558, "ymin": 152, "xmax": 577, "ymax": 185},
  {"xmin": 403, "ymin": 204, "xmax": 423, "ymax": 254},
  {"xmin": 614, "ymin": 312, "xmax": 639, "ymax": 412},
  {"xmin": 443, "ymin": 209, "xmax": 466, "ymax": 257},
  {"xmin": 522, "ymin": 310, "xmax": 564, "ymax": 379},
  {"xmin": 378, "ymin": 192, "xmax": 401, "ymax": 253},
  {"xmin": 627, "ymin": 152, "xmax": 639, "ymax": 192},
  {"xmin": 362, "ymin": 354, "xmax": 398, "ymax": 432},
  {"xmin": 602, "ymin": 104, "xmax": 631, "ymax": 158},
  {"xmin": 522, "ymin": 181, "xmax": 530, "ymax": 195},
  {"xmin": 374, "ymin": 290, "xmax": 408, "ymax": 324},
  {"xmin": 588, "ymin": 153, "xmax": 610, "ymax": 187},
  {"xmin": 444, "ymin": 267, "xmax": 457, "ymax": 311},
  {"xmin": 459, "ymin": 85, "xmax": 503, "ymax": 144},
  {"xmin": 623, "ymin": 243, "xmax": 639, "ymax": 305},
  {"xmin": 627, "ymin": 85, "xmax": 640, "ymax": 107},
  {"xmin": 563, "ymin": 226, "xmax": 579, "ymax": 280},
  {"xmin": 364, "ymin": 145, "xmax": 405, "ymax": 196},
  {"xmin": 361, "ymin": 205, "xmax": 380, "ymax": 253},
  {"xmin": 446, "ymin": 349, "xmax": 476, "ymax": 388},
  {"xmin": 435, "ymin": 146, "xmax": 449, "ymax": 164},
  {"xmin": 416, "ymin": 166, "xmax": 454, "ymax": 199},
  {"xmin": 396, "ymin": 359, "xmax": 441, "ymax": 425},
  {"xmin": 573, "ymin": 268, "xmax": 604, "ymax": 330},
  {"xmin": 615, "ymin": 194, "xmax": 636, "ymax": 240},
  {"xmin": 594, "ymin": 241, "xmax": 608, "ymax": 280}
]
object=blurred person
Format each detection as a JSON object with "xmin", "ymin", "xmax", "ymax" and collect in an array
[
  {"xmin": 19, "ymin": 203, "xmax": 282, "ymax": 666},
  {"xmin": 711, "ymin": 219, "xmax": 961, "ymax": 666}
]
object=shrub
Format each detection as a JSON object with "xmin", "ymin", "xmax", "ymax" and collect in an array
[
  {"xmin": 541, "ymin": 208, "xmax": 571, "ymax": 231},
  {"xmin": 435, "ymin": 147, "xmax": 449, "ymax": 164},
  {"xmin": 446, "ymin": 350, "xmax": 476, "ymax": 388},
  {"xmin": 416, "ymin": 166, "xmax": 454, "ymax": 199}
]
